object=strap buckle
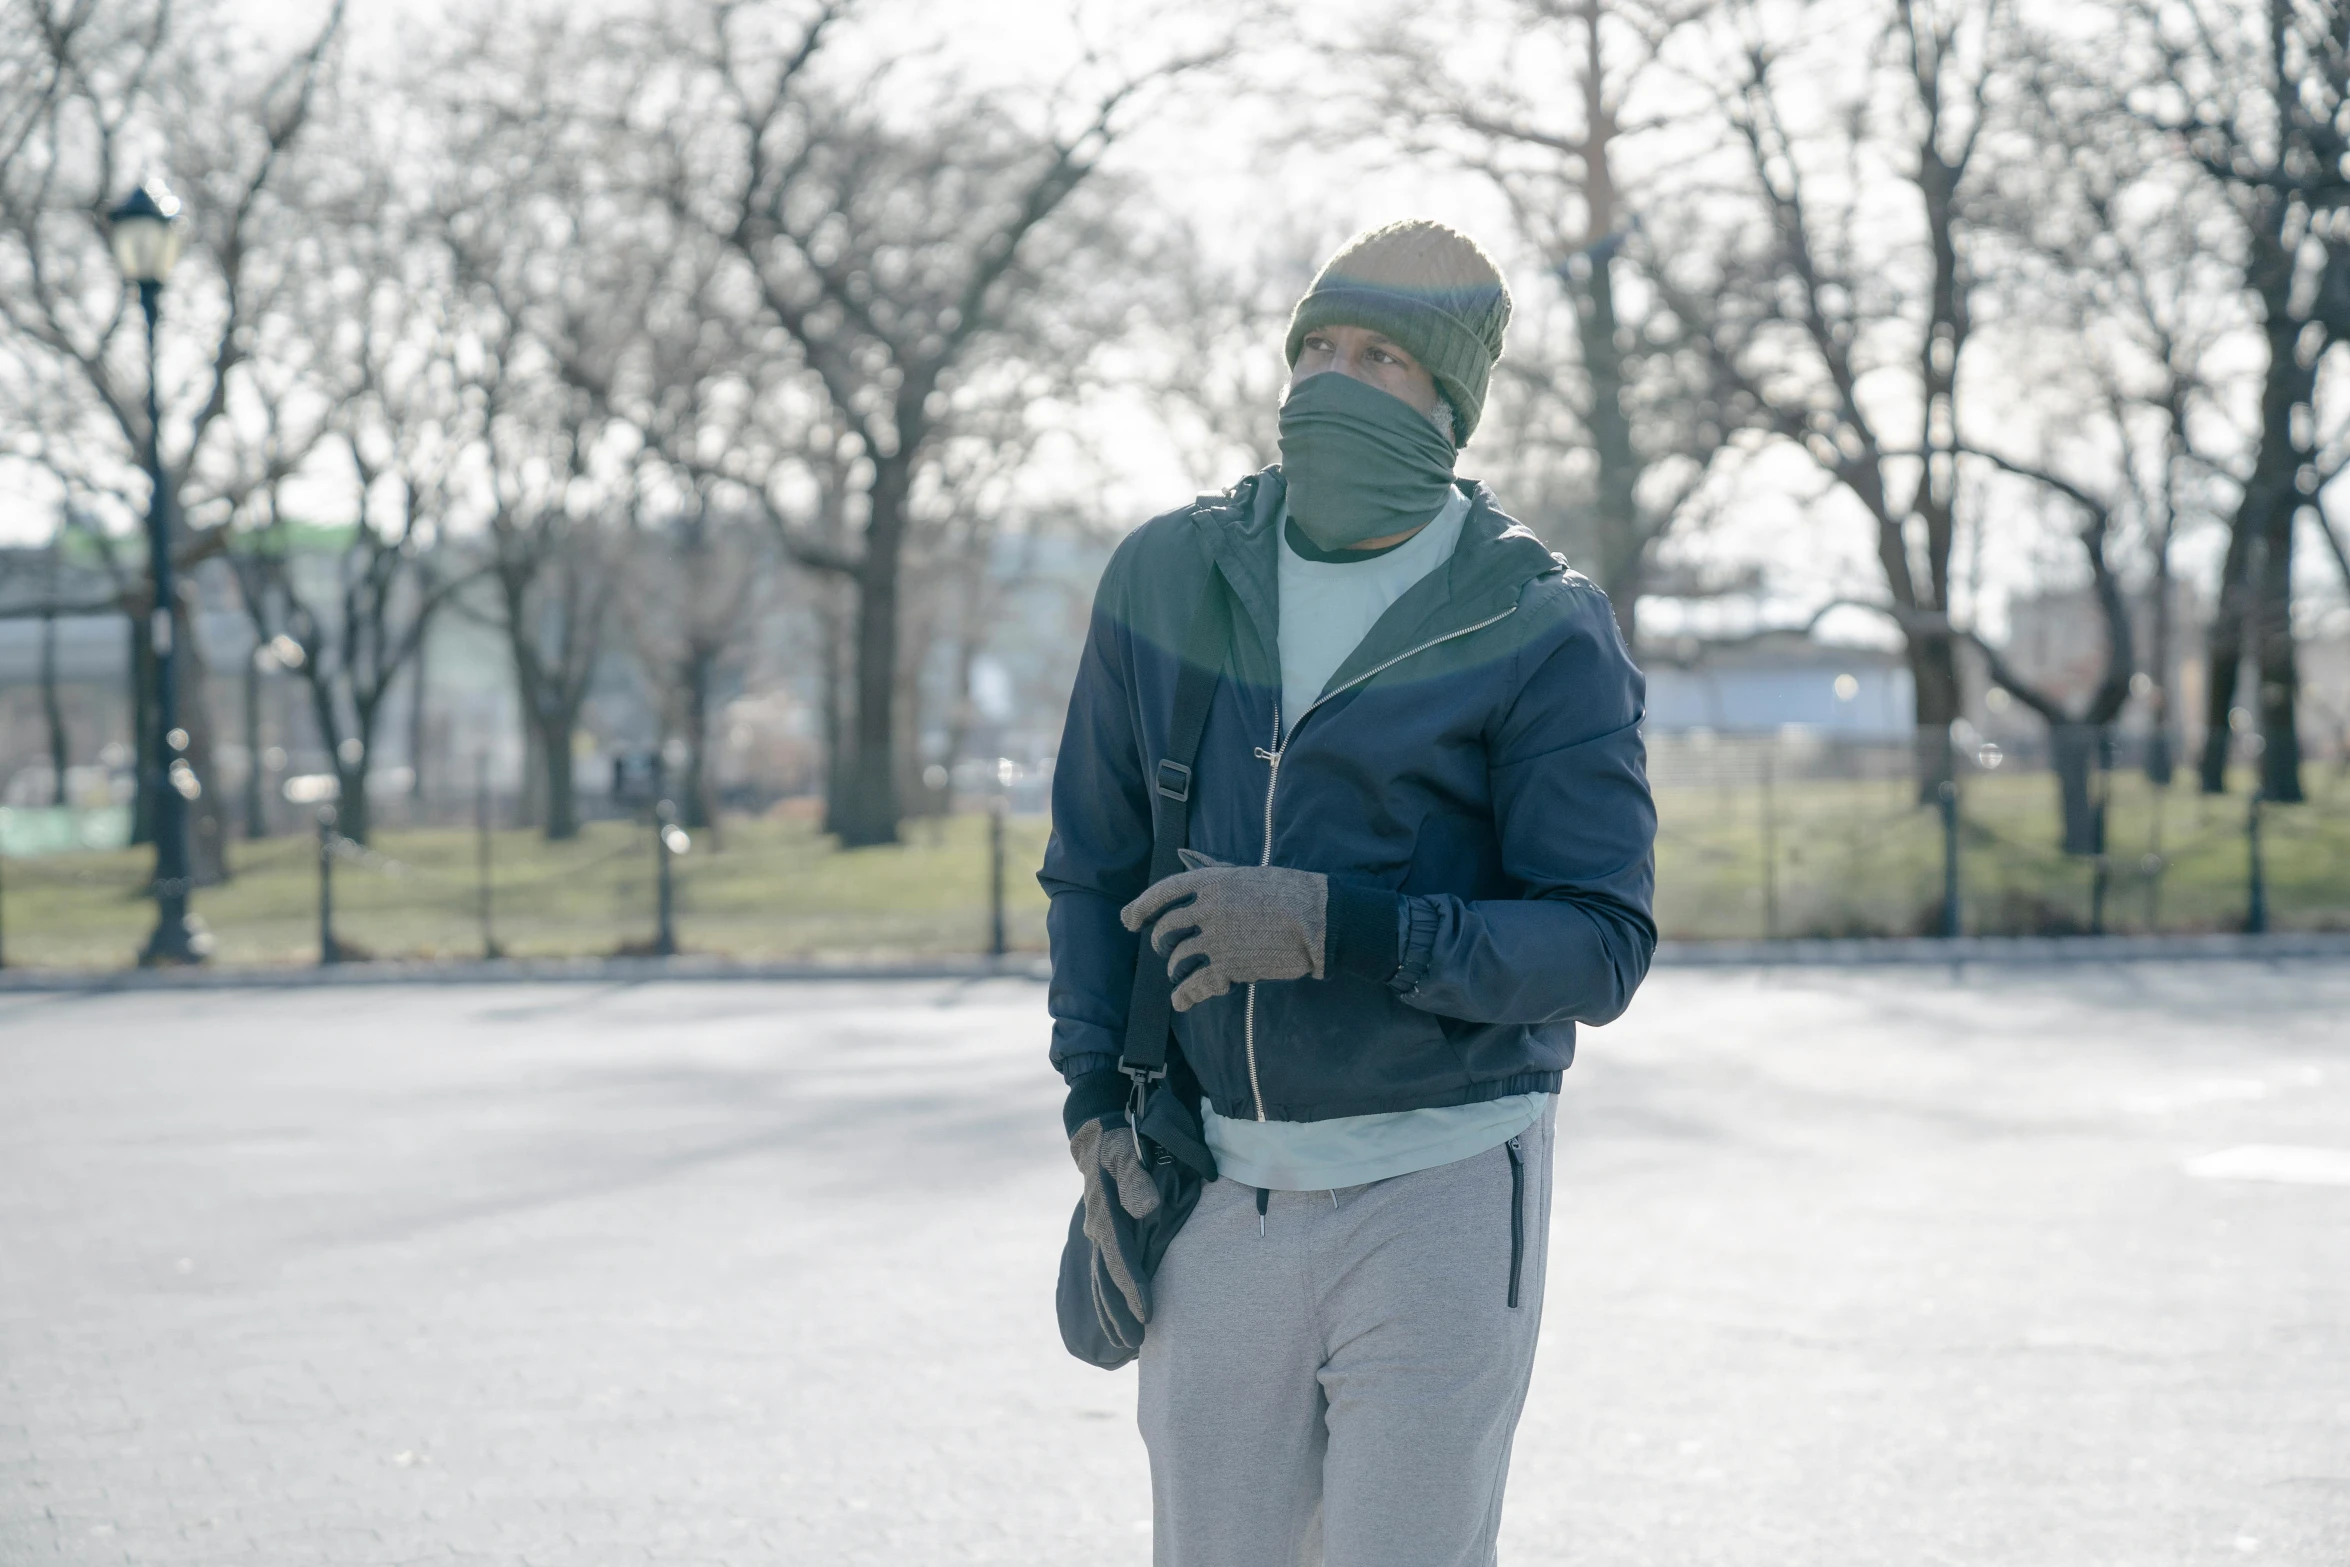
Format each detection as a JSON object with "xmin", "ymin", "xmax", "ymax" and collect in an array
[
  {"xmin": 1155, "ymin": 759, "xmax": 1192, "ymax": 802},
  {"xmin": 1121, "ymin": 1064, "xmax": 1166, "ymax": 1162}
]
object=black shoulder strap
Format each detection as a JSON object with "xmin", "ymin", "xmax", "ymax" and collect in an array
[{"xmin": 1116, "ymin": 570, "xmax": 1232, "ymax": 1083}]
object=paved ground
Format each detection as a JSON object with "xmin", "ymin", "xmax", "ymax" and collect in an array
[{"xmin": 2, "ymin": 964, "xmax": 2345, "ymax": 1566}]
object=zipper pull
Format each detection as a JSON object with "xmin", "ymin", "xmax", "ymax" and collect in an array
[{"xmin": 1253, "ymin": 746, "xmax": 1277, "ymax": 763}]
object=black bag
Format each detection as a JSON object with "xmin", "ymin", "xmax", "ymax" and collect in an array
[{"xmin": 1056, "ymin": 575, "xmax": 1231, "ymax": 1370}]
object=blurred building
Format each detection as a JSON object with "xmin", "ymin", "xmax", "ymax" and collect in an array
[{"xmin": 1640, "ymin": 633, "xmax": 1916, "ymax": 737}]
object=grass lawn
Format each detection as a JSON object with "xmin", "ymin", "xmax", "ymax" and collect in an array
[
  {"xmin": 1653, "ymin": 763, "xmax": 2350, "ymax": 939},
  {"xmin": 0, "ymin": 811, "xmax": 1054, "ymax": 971},
  {"xmin": 3, "ymin": 768, "xmax": 2345, "ymax": 971}
]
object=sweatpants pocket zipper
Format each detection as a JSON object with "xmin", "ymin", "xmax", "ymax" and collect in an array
[{"xmin": 1505, "ymin": 1135, "xmax": 1525, "ymax": 1309}]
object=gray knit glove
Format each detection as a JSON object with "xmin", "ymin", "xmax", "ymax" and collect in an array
[
  {"xmin": 1070, "ymin": 1117, "xmax": 1159, "ymax": 1323},
  {"xmin": 1120, "ymin": 864, "xmax": 1328, "ymax": 1012}
]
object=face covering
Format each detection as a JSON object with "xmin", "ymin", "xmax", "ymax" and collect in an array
[{"xmin": 1277, "ymin": 370, "xmax": 1458, "ymax": 551}]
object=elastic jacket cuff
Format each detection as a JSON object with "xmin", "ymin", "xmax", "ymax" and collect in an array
[
  {"xmin": 1062, "ymin": 1067, "xmax": 1129, "ymax": 1136},
  {"xmin": 1325, "ymin": 882, "xmax": 1404, "ymax": 984},
  {"xmin": 1390, "ymin": 895, "xmax": 1441, "ymax": 994},
  {"xmin": 1057, "ymin": 1051, "xmax": 1120, "ymax": 1084}
]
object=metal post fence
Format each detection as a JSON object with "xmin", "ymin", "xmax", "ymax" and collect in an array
[
  {"xmin": 1938, "ymin": 778, "xmax": 1963, "ymax": 938},
  {"xmin": 316, "ymin": 804, "xmax": 340, "ymax": 965},
  {"xmin": 988, "ymin": 797, "xmax": 1008, "ymax": 958}
]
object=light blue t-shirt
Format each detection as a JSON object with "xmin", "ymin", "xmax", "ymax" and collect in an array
[
  {"xmin": 1203, "ymin": 484, "xmax": 1546, "ymax": 1191},
  {"xmin": 1275, "ymin": 485, "xmax": 1469, "ymax": 735}
]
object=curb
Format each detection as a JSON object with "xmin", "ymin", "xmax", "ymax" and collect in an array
[
  {"xmin": 0, "ymin": 934, "xmax": 2342, "ymax": 994},
  {"xmin": 0, "ymin": 953, "xmax": 1054, "ymax": 994},
  {"xmin": 1653, "ymin": 932, "xmax": 2350, "ymax": 966}
]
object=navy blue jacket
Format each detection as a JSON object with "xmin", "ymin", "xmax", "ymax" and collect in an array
[{"xmin": 1040, "ymin": 468, "xmax": 1656, "ymax": 1125}]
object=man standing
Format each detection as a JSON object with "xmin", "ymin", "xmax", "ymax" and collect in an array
[{"xmin": 1041, "ymin": 219, "xmax": 1656, "ymax": 1566}]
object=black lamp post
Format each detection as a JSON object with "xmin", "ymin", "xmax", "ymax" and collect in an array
[{"xmin": 109, "ymin": 180, "xmax": 204, "ymax": 965}]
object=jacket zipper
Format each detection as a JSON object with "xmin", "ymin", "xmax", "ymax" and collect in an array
[
  {"xmin": 1505, "ymin": 1134, "xmax": 1525, "ymax": 1308},
  {"xmin": 1238, "ymin": 604, "xmax": 1519, "ymax": 1122},
  {"xmin": 1244, "ymin": 701, "xmax": 1281, "ymax": 1121}
]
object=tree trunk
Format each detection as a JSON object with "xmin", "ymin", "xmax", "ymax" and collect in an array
[
  {"xmin": 298, "ymin": 662, "xmax": 359, "ymax": 846},
  {"xmin": 2051, "ymin": 723, "xmax": 2106, "ymax": 857},
  {"xmin": 539, "ymin": 712, "xmax": 580, "ymax": 840},
  {"xmin": 336, "ymin": 685, "xmax": 396, "ymax": 847},
  {"xmin": 2250, "ymin": 497, "xmax": 2304, "ymax": 802},
  {"xmin": 2198, "ymin": 516, "xmax": 2255, "ymax": 792},
  {"xmin": 1574, "ymin": 254, "xmax": 1646, "ymax": 650},
  {"xmin": 680, "ymin": 642, "xmax": 717, "ymax": 833},
  {"xmin": 2146, "ymin": 506, "xmax": 2177, "ymax": 787},
  {"xmin": 835, "ymin": 567, "xmax": 901, "ymax": 846},
  {"xmin": 2203, "ymin": 221, "xmax": 2309, "ymax": 797},
  {"xmin": 1571, "ymin": 4, "xmax": 1643, "ymax": 648},
  {"xmin": 833, "ymin": 459, "xmax": 911, "ymax": 847},
  {"xmin": 242, "ymin": 647, "xmax": 271, "ymax": 838},
  {"xmin": 518, "ymin": 709, "xmax": 546, "ymax": 831},
  {"xmin": 817, "ymin": 579, "xmax": 851, "ymax": 832},
  {"xmin": 39, "ymin": 608, "xmax": 69, "ymax": 806},
  {"xmin": 1909, "ymin": 630, "xmax": 1960, "ymax": 801},
  {"xmin": 408, "ymin": 634, "xmax": 430, "ymax": 811},
  {"xmin": 335, "ymin": 758, "xmax": 371, "ymax": 844}
]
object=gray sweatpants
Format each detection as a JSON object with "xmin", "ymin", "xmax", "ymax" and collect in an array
[{"xmin": 1136, "ymin": 1099, "xmax": 1555, "ymax": 1567}]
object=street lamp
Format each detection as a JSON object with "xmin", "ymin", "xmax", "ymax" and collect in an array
[{"xmin": 109, "ymin": 179, "xmax": 204, "ymax": 965}]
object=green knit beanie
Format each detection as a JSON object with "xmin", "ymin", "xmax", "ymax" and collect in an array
[{"xmin": 1284, "ymin": 219, "xmax": 1512, "ymax": 446}]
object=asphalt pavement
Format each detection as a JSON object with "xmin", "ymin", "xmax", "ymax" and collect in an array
[{"xmin": 2, "ymin": 963, "xmax": 2345, "ymax": 1565}]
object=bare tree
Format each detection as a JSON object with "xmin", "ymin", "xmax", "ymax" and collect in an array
[
  {"xmin": 614, "ymin": 496, "xmax": 771, "ymax": 834},
  {"xmin": 1960, "ymin": 453, "xmax": 2134, "ymax": 848},
  {"xmin": 423, "ymin": 17, "xmax": 638, "ymax": 842},
  {"xmin": 1346, "ymin": 0, "xmax": 1738, "ymax": 647},
  {"xmin": 471, "ymin": 337, "xmax": 623, "ymax": 846},
  {"xmin": 541, "ymin": 136, "xmax": 779, "ymax": 838},
  {"xmin": 206, "ymin": 85, "xmax": 480, "ymax": 848},
  {"xmin": 225, "ymin": 487, "xmax": 454, "ymax": 845},
  {"xmin": 898, "ymin": 387, "xmax": 1092, "ymax": 810},
  {"xmin": 632, "ymin": 0, "xmax": 1224, "ymax": 844},
  {"xmin": 0, "ymin": 0, "xmax": 344, "ymax": 877},
  {"xmin": 2120, "ymin": 0, "xmax": 2350, "ymax": 803},
  {"xmin": 2003, "ymin": 39, "xmax": 2247, "ymax": 790},
  {"xmin": 1683, "ymin": 0, "xmax": 2015, "ymax": 797}
]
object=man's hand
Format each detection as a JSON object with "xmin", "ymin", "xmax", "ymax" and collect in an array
[
  {"xmin": 1070, "ymin": 1116, "xmax": 1160, "ymax": 1323},
  {"xmin": 1120, "ymin": 864, "xmax": 1329, "ymax": 1011}
]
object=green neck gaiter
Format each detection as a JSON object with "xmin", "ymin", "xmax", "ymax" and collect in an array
[{"xmin": 1277, "ymin": 371, "xmax": 1458, "ymax": 551}]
